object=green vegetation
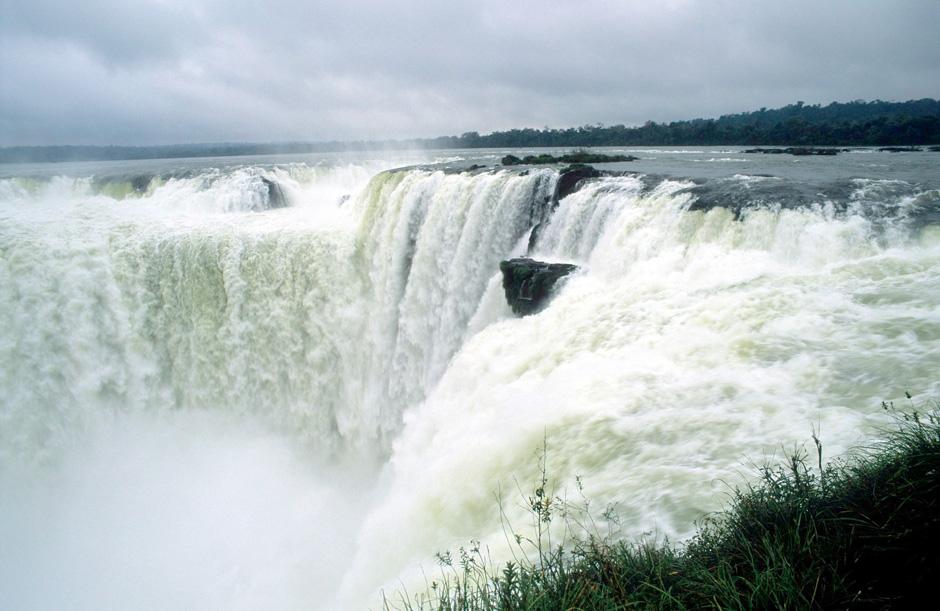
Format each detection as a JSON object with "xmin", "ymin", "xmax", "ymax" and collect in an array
[
  {"xmin": 501, "ymin": 151, "xmax": 638, "ymax": 166},
  {"xmin": 4, "ymin": 99, "xmax": 938, "ymax": 163},
  {"xmin": 386, "ymin": 400, "xmax": 940, "ymax": 610},
  {"xmin": 445, "ymin": 99, "xmax": 940, "ymax": 149}
]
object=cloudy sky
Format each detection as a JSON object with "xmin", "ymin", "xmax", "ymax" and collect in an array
[{"xmin": 1, "ymin": 0, "xmax": 937, "ymax": 146}]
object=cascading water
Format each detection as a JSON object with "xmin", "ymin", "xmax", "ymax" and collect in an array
[
  {"xmin": 1, "ymin": 152, "xmax": 938, "ymax": 609},
  {"xmin": 339, "ymin": 174, "xmax": 940, "ymax": 601},
  {"xmin": 352, "ymin": 168, "xmax": 554, "ymax": 446}
]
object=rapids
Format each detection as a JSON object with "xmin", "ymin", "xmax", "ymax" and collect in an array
[{"xmin": 1, "ymin": 150, "xmax": 938, "ymax": 608}]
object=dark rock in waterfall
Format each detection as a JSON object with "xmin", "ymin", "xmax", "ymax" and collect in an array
[
  {"xmin": 556, "ymin": 164, "xmax": 602, "ymax": 200},
  {"xmin": 683, "ymin": 178, "xmax": 817, "ymax": 218},
  {"xmin": 91, "ymin": 173, "xmax": 154, "ymax": 196},
  {"xmin": 261, "ymin": 177, "xmax": 287, "ymax": 209},
  {"xmin": 130, "ymin": 175, "xmax": 152, "ymax": 192},
  {"xmin": 499, "ymin": 258, "xmax": 578, "ymax": 316},
  {"xmin": 443, "ymin": 164, "xmax": 490, "ymax": 175},
  {"xmin": 527, "ymin": 164, "xmax": 602, "ymax": 252},
  {"xmin": 878, "ymin": 146, "xmax": 923, "ymax": 152}
]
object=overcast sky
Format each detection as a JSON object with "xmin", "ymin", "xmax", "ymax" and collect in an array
[{"xmin": 1, "ymin": 0, "xmax": 937, "ymax": 146}]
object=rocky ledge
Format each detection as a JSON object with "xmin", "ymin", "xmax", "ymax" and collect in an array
[
  {"xmin": 502, "ymin": 151, "xmax": 638, "ymax": 166},
  {"xmin": 499, "ymin": 258, "xmax": 578, "ymax": 316},
  {"xmin": 526, "ymin": 164, "xmax": 608, "ymax": 251},
  {"xmin": 744, "ymin": 147, "xmax": 841, "ymax": 156},
  {"xmin": 262, "ymin": 177, "xmax": 288, "ymax": 209}
]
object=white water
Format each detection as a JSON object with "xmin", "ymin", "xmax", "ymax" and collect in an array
[{"xmin": 2, "ymin": 159, "xmax": 939, "ymax": 609}]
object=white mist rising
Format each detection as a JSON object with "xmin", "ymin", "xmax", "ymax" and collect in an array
[{"xmin": 0, "ymin": 410, "xmax": 373, "ymax": 610}]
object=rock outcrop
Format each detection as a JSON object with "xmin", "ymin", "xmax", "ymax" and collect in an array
[
  {"xmin": 744, "ymin": 147, "xmax": 840, "ymax": 156},
  {"xmin": 527, "ymin": 164, "xmax": 603, "ymax": 251},
  {"xmin": 502, "ymin": 152, "xmax": 638, "ymax": 166},
  {"xmin": 131, "ymin": 175, "xmax": 153, "ymax": 193},
  {"xmin": 262, "ymin": 177, "xmax": 288, "ymax": 209},
  {"xmin": 499, "ymin": 258, "xmax": 578, "ymax": 316},
  {"xmin": 555, "ymin": 164, "xmax": 602, "ymax": 200}
]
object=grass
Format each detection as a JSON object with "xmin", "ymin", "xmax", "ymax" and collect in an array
[{"xmin": 384, "ymin": 399, "xmax": 940, "ymax": 610}]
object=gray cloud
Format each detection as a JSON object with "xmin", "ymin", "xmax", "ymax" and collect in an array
[{"xmin": 1, "ymin": 0, "xmax": 938, "ymax": 145}]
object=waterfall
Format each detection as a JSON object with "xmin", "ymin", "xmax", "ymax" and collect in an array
[
  {"xmin": 0, "ymin": 165, "xmax": 556, "ymax": 461},
  {"xmin": 1, "ymin": 159, "xmax": 938, "ymax": 608},
  {"xmin": 340, "ymin": 174, "xmax": 940, "ymax": 602}
]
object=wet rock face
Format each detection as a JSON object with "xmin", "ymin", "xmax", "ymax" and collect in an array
[
  {"xmin": 555, "ymin": 164, "xmax": 602, "ymax": 200},
  {"xmin": 131, "ymin": 175, "xmax": 153, "ymax": 193},
  {"xmin": 527, "ymin": 164, "xmax": 603, "ymax": 251},
  {"xmin": 499, "ymin": 258, "xmax": 578, "ymax": 316},
  {"xmin": 262, "ymin": 177, "xmax": 288, "ymax": 209}
]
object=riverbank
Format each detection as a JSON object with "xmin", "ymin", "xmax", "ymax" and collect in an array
[{"xmin": 389, "ymin": 403, "xmax": 940, "ymax": 610}]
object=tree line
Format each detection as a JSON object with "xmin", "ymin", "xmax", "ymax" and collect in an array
[
  {"xmin": 427, "ymin": 99, "xmax": 940, "ymax": 148},
  {"xmin": 2, "ymin": 99, "xmax": 938, "ymax": 163}
]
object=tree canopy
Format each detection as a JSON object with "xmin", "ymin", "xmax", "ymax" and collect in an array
[{"xmin": 3, "ymin": 99, "xmax": 938, "ymax": 163}]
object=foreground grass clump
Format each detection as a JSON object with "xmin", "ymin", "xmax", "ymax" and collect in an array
[{"xmin": 387, "ymin": 405, "xmax": 940, "ymax": 610}]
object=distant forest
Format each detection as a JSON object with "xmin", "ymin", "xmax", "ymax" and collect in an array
[
  {"xmin": 430, "ymin": 99, "xmax": 940, "ymax": 149},
  {"xmin": 3, "ymin": 99, "xmax": 938, "ymax": 163}
]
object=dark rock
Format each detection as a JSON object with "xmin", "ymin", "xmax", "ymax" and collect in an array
[
  {"xmin": 261, "ymin": 177, "xmax": 287, "ymax": 209},
  {"xmin": 928, "ymin": 146, "xmax": 940, "ymax": 152},
  {"xmin": 556, "ymin": 164, "xmax": 601, "ymax": 200},
  {"xmin": 744, "ymin": 147, "xmax": 839, "ymax": 156},
  {"xmin": 555, "ymin": 151, "xmax": 638, "ymax": 164},
  {"xmin": 683, "ymin": 178, "xmax": 817, "ymax": 218},
  {"xmin": 521, "ymin": 153, "xmax": 560, "ymax": 164},
  {"xmin": 878, "ymin": 146, "xmax": 923, "ymax": 152},
  {"xmin": 501, "ymin": 151, "xmax": 638, "ymax": 166},
  {"xmin": 131, "ymin": 175, "xmax": 152, "ymax": 192},
  {"xmin": 788, "ymin": 147, "xmax": 839, "ymax": 156},
  {"xmin": 528, "ymin": 164, "xmax": 602, "ymax": 251},
  {"xmin": 499, "ymin": 258, "xmax": 578, "ymax": 316}
]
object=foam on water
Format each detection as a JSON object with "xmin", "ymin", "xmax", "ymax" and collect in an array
[
  {"xmin": 1, "ymin": 158, "xmax": 938, "ymax": 608},
  {"xmin": 338, "ymin": 177, "xmax": 940, "ymax": 602}
]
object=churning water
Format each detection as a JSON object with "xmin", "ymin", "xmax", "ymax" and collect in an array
[{"xmin": 1, "ymin": 148, "xmax": 938, "ymax": 608}]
